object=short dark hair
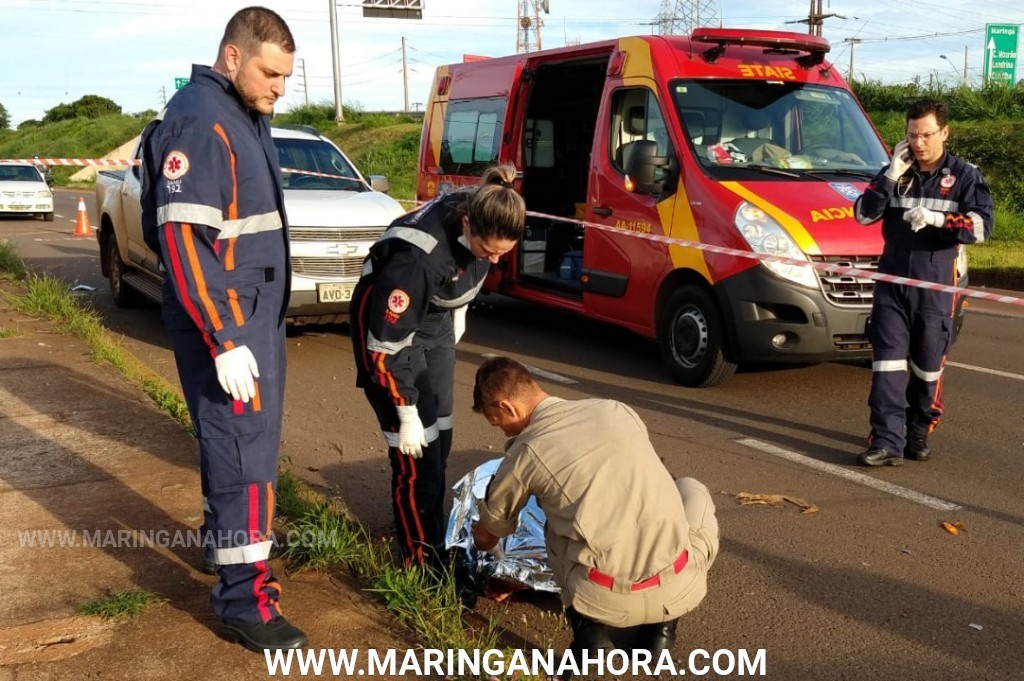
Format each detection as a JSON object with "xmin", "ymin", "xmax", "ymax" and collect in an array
[
  {"xmin": 906, "ymin": 98, "xmax": 948, "ymax": 128},
  {"xmin": 220, "ymin": 6, "xmax": 295, "ymax": 56},
  {"xmin": 472, "ymin": 357, "xmax": 537, "ymax": 413}
]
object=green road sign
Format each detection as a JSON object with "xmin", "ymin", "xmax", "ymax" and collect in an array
[
  {"xmin": 983, "ymin": 24, "xmax": 1019, "ymax": 85},
  {"xmin": 174, "ymin": 77, "xmax": 190, "ymax": 90}
]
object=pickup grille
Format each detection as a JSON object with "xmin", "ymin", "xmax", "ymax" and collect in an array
[
  {"xmin": 2, "ymin": 191, "xmax": 35, "ymax": 199},
  {"xmin": 811, "ymin": 255, "xmax": 878, "ymax": 308},
  {"xmin": 291, "ymin": 256, "xmax": 365, "ymax": 279},
  {"xmin": 289, "ymin": 227, "xmax": 385, "ymax": 242}
]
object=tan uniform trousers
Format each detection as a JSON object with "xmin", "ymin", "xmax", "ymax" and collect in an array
[{"xmin": 563, "ymin": 477, "xmax": 720, "ymax": 629}]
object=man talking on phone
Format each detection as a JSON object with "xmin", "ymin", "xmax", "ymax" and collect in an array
[{"xmin": 853, "ymin": 99, "xmax": 993, "ymax": 467}]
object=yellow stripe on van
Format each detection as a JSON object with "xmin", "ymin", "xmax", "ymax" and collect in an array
[
  {"xmin": 618, "ymin": 36, "xmax": 655, "ymax": 85},
  {"xmin": 659, "ymin": 184, "xmax": 713, "ymax": 281},
  {"xmin": 719, "ymin": 181, "xmax": 820, "ymax": 255}
]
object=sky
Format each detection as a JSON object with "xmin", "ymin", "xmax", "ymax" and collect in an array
[{"xmin": 2, "ymin": 0, "xmax": 1022, "ymax": 128}]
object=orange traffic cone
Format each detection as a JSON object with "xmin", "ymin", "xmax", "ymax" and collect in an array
[{"xmin": 74, "ymin": 197, "xmax": 91, "ymax": 237}]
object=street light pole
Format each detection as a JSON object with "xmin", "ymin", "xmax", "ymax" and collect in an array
[
  {"xmin": 940, "ymin": 54, "xmax": 965, "ymax": 87},
  {"xmin": 329, "ymin": 0, "xmax": 345, "ymax": 123}
]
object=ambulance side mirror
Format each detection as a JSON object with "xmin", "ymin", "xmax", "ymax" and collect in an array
[{"xmin": 624, "ymin": 140, "xmax": 670, "ymax": 195}]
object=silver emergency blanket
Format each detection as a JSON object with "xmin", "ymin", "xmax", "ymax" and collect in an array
[{"xmin": 445, "ymin": 458, "xmax": 560, "ymax": 594}]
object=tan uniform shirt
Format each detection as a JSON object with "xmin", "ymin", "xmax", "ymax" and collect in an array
[{"xmin": 478, "ymin": 397, "xmax": 715, "ymax": 627}]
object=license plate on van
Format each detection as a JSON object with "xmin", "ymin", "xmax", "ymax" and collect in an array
[{"xmin": 316, "ymin": 283, "xmax": 353, "ymax": 303}]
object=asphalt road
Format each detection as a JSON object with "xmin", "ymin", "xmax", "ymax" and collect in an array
[{"xmin": 4, "ymin": 190, "xmax": 1023, "ymax": 680}]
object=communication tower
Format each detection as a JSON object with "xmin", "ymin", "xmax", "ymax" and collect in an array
[
  {"xmin": 654, "ymin": 0, "xmax": 720, "ymax": 35},
  {"xmin": 517, "ymin": 0, "xmax": 550, "ymax": 53}
]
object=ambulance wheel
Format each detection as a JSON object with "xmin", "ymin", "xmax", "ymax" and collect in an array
[
  {"xmin": 658, "ymin": 285, "xmax": 736, "ymax": 388},
  {"xmin": 107, "ymin": 236, "xmax": 143, "ymax": 307}
]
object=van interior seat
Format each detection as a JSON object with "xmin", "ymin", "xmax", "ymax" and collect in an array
[{"xmin": 616, "ymin": 105, "xmax": 647, "ymax": 168}]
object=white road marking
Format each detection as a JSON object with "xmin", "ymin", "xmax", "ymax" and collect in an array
[
  {"xmin": 947, "ymin": 361, "xmax": 1024, "ymax": 382},
  {"xmin": 737, "ymin": 438, "xmax": 962, "ymax": 512},
  {"xmin": 480, "ymin": 353, "xmax": 579, "ymax": 385}
]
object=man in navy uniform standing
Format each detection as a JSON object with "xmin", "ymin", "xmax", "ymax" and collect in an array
[
  {"xmin": 854, "ymin": 99, "xmax": 993, "ymax": 467},
  {"xmin": 140, "ymin": 7, "xmax": 306, "ymax": 650}
]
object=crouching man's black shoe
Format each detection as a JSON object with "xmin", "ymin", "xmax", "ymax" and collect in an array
[
  {"xmin": 858, "ymin": 447, "xmax": 904, "ymax": 467},
  {"xmin": 221, "ymin": 616, "xmax": 308, "ymax": 652},
  {"xmin": 905, "ymin": 432, "xmax": 931, "ymax": 461},
  {"xmin": 635, "ymin": 618, "xmax": 679, "ymax": 658}
]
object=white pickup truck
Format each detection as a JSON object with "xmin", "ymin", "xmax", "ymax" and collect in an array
[{"xmin": 96, "ymin": 125, "xmax": 406, "ymax": 323}]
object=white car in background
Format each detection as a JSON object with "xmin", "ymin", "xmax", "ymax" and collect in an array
[
  {"xmin": 97, "ymin": 125, "xmax": 406, "ymax": 324},
  {"xmin": 273, "ymin": 126, "xmax": 406, "ymax": 323},
  {"xmin": 0, "ymin": 162, "xmax": 54, "ymax": 222}
]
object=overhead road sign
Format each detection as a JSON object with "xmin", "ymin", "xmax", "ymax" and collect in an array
[
  {"xmin": 362, "ymin": 0, "xmax": 423, "ymax": 20},
  {"xmin": 174, "ymin": 77, "xmax": 189, "ymax": 90}
]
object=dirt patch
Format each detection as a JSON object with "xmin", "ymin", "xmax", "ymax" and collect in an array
[{"xmin": 0, "ymin": 616, "xmax": 113, "ymax": 666}]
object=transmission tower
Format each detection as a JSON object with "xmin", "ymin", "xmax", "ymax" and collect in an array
[
  {"xmin": 654, "ymin": 0, "xmax": 720, "ymax": 36},
  {"xmin": 516, "ymin": 0, "xmax": 549, "ymax": 53}
]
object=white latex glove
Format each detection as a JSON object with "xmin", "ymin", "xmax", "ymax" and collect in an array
[
  {"xmin": 395, "ymin": 405, "xmax": 427, "ymax": 458},
  {"xmin": 214, "ymin": 345, "xmax": 259, "ymax": 403},
  {"xmin": 452, "ymin": 305, "xmax": 468, "ymax": 344},
  {"xmin": 905, "ymin": 206, "xmax": 945, "ymax": 232},
  {"xmin": 885, "ymin": 140, "xmax": 913, "ymax": 181}
]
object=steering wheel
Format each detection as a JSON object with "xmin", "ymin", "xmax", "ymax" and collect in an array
[
  {"xmin": 289, "ymin": 174, "xmax": 323, "ymax": 188},
  {"xmin": 800, "ymin": 143, "xmax": 835, "ymax": 155}
]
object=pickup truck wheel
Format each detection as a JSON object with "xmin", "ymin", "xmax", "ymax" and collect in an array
[
  {"xmin": 107, "ymin": 237, "xmax": 143, "ymax": 307},
  {"xmin": 43, "ymin": 211, "xmax": 54, "ymax": 222},
  {"xmin": 658, "ymin": 285, "xmax": 736, "ymax": 388}
]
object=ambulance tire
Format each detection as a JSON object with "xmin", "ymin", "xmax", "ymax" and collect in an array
[{"xmin": 659, "ymin": 285, "xmax": 736, "ymax": 388}]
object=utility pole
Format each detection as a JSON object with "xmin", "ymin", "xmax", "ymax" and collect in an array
[
  {"xmin": 788, "ymin": 0, "xmax": 845, "ymax": 37},
  {"xmin": 328, "ymin": 0, "xmax": 345, "ymax": 123},
  {"xmin": 298, "ymin": 58, "xmax": 309, "ymax": 107},
  {"xmin": 963, "ymin": 45, "xmax": 969, "ymax": 86},
  {"xmin": 844, "ymin": 37, "xmax": 861, "ymax": 81},
  {"xmin": 401, "ymin": 37, "xmax": 409, "ymax": 113},
  {"xmin": 160, "ymin": 86, "xmax": 167, "ymax": 107}
]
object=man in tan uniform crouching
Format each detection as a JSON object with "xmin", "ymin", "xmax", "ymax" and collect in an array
[{"xmin": 470, "ymin": 357, "xmax": 719, "ymax": 668}]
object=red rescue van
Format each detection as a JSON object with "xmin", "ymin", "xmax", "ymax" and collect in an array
[{"xmin": 418, "ymin": 29, "xmax": 891, "ymax": 387}]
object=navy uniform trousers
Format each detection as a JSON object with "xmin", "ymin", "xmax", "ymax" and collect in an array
[
  {"xmin": 165, "ymin": 279, "xmax": 287, "ymax": 624},
  {"xmin": 352, "ymin": 304, "xmax": 456, "ymax": 568},
  {"xmin": 868, "ymin": 279, "xmax": 956, "ymax": 455}
]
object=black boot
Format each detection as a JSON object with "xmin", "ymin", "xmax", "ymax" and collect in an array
[
  {"xmin": 201, "ymin": 548, "xmax": 218, "ymax": 575},
  {"xmin": 858, "ymin": 447, "xmax": 904, "ymax": 467},
  {"xmin": 221, "ymin": 616, "xmax": 308, "ymax": 652},
  {"xmin": 635, "ymin": 618, "xmax": 679, "ymax": 658},
  {"xmin": 905, "ymin": 431, "xmax": 931, "ymax": 461},
  {"xmin": 564, "ymin": 607, "xmax": 615, "ymax": 681}
]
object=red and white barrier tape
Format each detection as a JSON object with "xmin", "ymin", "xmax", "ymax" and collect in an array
[
  {"xmin": 522, "ymin": 210, "xmax": 1024, "ymax": 308},
  {"xmin": 2, "ymin": 158, "xmax": 361, "ymax": 181},
  {"xmin": 279, "ymin": 167, "xmax": 364, "ymax": 182},
  {"xmin": 0, "ymin": 157, "xmax": 141, "ymax": 167}
]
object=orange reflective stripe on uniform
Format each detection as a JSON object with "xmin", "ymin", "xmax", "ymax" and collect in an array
[{"xmin": 212, "ymin": 123, "xmax": 239, "ymax": 220}]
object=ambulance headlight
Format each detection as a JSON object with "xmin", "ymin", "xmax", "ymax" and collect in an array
[{"xmin": 735, "ymin": 202, "xmax": 817, "ymax": 289}]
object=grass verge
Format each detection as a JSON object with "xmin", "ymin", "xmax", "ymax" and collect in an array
[
  {"xmin": 0, "ymin": 240, "xmax": 514, "ymax": 665},
  {"xmin": 79, "ymin": 590, "xmax": 166, "ymax": 620}
]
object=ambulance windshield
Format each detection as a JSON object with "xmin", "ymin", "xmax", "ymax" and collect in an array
[{"xmin": 669, "ymin": 80, "xmax": 889, "ymax": 179}]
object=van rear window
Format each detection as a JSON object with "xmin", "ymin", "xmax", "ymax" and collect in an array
[{"xmin": 440, "ymin": 97, "xmax": 506, "ymax": 176}]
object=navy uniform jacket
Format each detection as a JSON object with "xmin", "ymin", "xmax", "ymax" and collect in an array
[
  {"xmin": 855, "ymin": 150, "xmax": 993, "ymax": 284},
  {"xmin": 140, "ymin": 64, "xmax": 290, "ymax": 357},
  {"xmin": 353, "ymin": 193, "xmax": 489, "ymax": 406}
]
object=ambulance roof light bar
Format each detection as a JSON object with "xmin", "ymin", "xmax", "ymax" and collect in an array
[{"xmin": 690, "ymin": 28, "xmax": 830, "ymax": 68}]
